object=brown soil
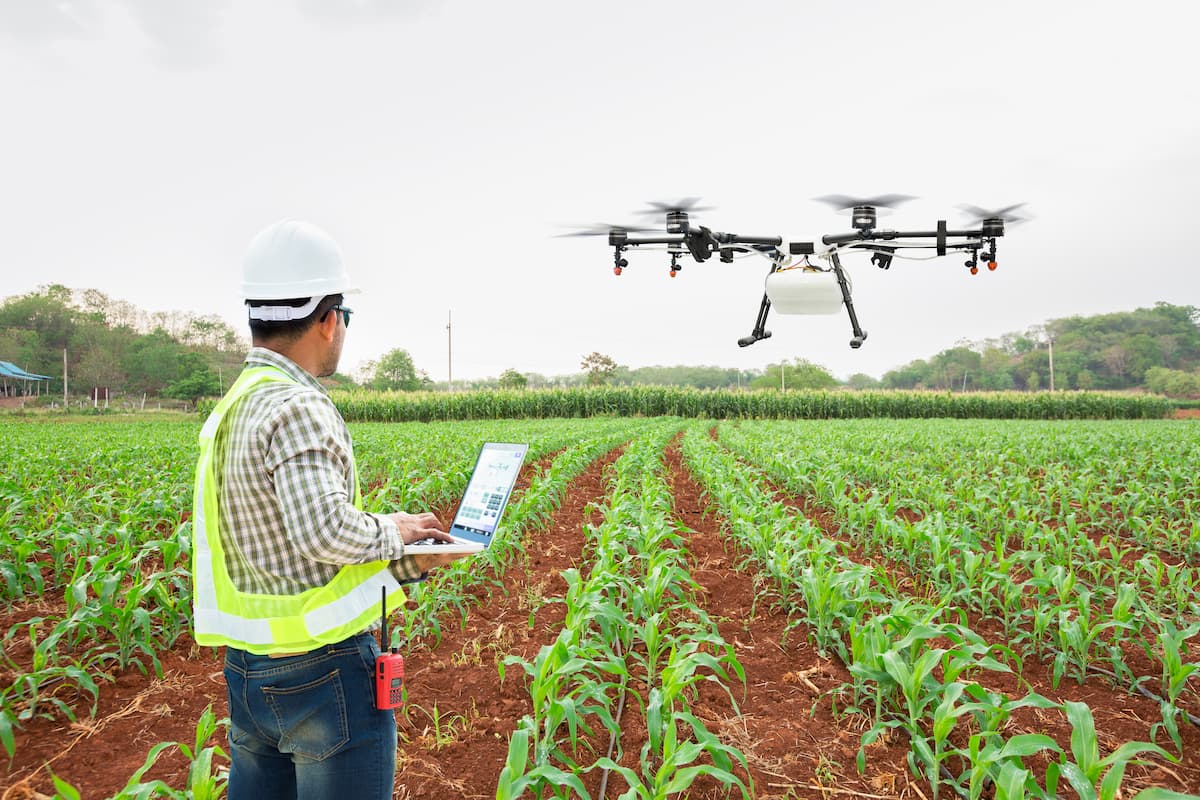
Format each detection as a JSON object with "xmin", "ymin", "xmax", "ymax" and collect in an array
[
  {"xmin": 1, "ymin": 635, "xmax": 227, "ymax": 800},
  {"xmin": 1173, "ymin": 409, "xmax": 1200, "ymax": 419}
]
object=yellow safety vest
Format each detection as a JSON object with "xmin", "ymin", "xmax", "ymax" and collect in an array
[{"xmin": 191, "ymin": 365, "xmax": 405, "ymax": 654}]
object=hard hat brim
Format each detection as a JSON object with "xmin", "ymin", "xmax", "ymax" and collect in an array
[{"xmin": 241, "ymin": 281, "xmax": 361, "ymax": 302}]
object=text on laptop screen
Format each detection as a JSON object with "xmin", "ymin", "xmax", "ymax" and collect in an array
[{"xmin": 452, "ymin": 444, "xmax": 525, "ymax": 537}]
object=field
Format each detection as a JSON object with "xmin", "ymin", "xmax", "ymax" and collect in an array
[{"xmin": 1, "ymin": 417, "xmax": 1199, "ymax": 800}]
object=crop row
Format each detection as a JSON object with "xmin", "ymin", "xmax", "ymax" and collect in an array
[
  {"xmin": 498, "ymin": 423, "xmax": 751, "ymax": 799},
  {"xmin": 195, "ymin": 388, "xmax": 1175, "ymax": 423},
  {"xmin": 715, "ymin": 419, "xmax": 1200, "ymax": 729},
  {"xmin": 681, "ymin": 426, "xmax": 1185, "ymax": 800}
]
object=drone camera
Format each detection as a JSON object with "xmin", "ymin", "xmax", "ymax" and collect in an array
[{"xmin": 788, "ymin": 241, "xmax": 815, "ymax": 255}]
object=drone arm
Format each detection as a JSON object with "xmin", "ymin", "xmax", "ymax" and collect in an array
[
  {"xmin": 822, "ymin": 225, "xmax": 994, "ymax": 247},
  {"xmin": 622, "ymin": 236, "xmax": 685, "ymax": 246},
  {"xmin": 720, "ymin": 234, "xmax": 783, "ymax": 247}
]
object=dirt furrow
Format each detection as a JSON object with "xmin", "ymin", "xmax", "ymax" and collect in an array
[{"xmin": 663, "ymin": 442, "xmax": 916, "ymax": 799}]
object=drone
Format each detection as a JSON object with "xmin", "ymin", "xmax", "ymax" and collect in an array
[{"xmin": 562, "ymin": 195, "xmax": 1027, "ymax": 349}]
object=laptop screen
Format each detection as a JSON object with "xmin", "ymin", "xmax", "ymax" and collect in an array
[{"xmin": 450, "ymin": 442, "xmax": 528, "ymax": 544}]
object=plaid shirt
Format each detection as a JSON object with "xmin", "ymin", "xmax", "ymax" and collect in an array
[{"xmin": 213, "ymin": 347, "xmax": 424, "ymax": 597}]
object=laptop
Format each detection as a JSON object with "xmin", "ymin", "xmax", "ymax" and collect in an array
[{"xmin": 404, "ymin": 442, "xmax": 529, "ymax": 554}]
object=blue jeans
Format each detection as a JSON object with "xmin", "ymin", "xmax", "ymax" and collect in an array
[{"xmin": 224, "ymin": 632, "xmax": 396, "ymax": 800}]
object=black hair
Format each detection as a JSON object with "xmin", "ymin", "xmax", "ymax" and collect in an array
[{"xmin": 248, "ymin": 294, "xmax": 343, "ymax": 345}]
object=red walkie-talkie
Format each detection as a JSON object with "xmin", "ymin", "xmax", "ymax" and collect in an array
[{"xmin": 375, "ymin": 586, "xmax": 405, "ymax": 710}]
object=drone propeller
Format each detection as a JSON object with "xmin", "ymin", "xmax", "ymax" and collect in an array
[
  {"xmin": 958, "ymin": 203, "xmax": 1030, "ymax": 225},
  {"xmin": 556, "ymin": 222, "xmax": 656, "ymax": 238},
  {"xmin": 814, "ymin": 194, "xmax": 916, "ymax": 211},
  {"xmin": 635, "ymin": 198, "xmax": 714, "ymax": 216}
]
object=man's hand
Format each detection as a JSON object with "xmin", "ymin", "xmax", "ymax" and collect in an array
[
  {"xmin": 388, "ymin": 511, "xmax": 473, "ymax": 573},
  {"xmin": 388, "ymin": 511, "xmax": 452, "ymax": 545}
]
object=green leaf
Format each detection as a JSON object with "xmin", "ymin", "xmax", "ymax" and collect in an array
[
  {"xmin": 1130, "ymin": 790, "xmax": 1200, "ymax": 800},
  {"xmin": 0, "ymin": 710, "xmax": 15, "ymax": 759},
  {"xmin": 994, "ymin": 762, "xmax": 1031, "ymax": 800},
  {"xmin": 1064, "ymin": 701, "xmax": 1100, "ymax": 777},
  {"xmin": 50, "ymin": 772, "xmax": 83, "ymax": 800},
  {"xmin": 998, "ymin": 734, "xmax": 1062, "ymax": 760}
]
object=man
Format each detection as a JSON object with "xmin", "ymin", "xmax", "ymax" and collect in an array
[{"xmin": 191, "ymin": 219, "xmax": 463, "ymax": 799}]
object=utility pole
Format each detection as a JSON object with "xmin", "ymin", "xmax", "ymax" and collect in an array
[
  {"xmin": 781, "ymin": 361, "xmax": 786, "ymax": 392},
  {"xmin": 446, "ymin": 309, "xmax": 453, "ymax": 392},
  {"xmin": 63, "ymin": 348, "xmax": 68, "ymax": 408},
  {"xmin": 962, "ymin": 371, "xmax": 968, "ymax": 392},
  {"xmin": 1048, "ymin": 336, "xmax": 1056, "ymax": 391}
]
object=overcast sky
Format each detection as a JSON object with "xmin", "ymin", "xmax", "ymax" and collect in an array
[{"xmin": 2, "ymin": 0, "xmax": 1198, "ymax": 382}]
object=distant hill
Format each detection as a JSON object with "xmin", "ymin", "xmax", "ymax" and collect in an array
[{"xmin": 879, "ymin": 302, "xmax": 1200, "ymax": 393}]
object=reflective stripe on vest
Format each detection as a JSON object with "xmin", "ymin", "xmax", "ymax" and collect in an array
[{"xmin": 191, "ymin": 365, "xmax": 405, "ymax": 654}]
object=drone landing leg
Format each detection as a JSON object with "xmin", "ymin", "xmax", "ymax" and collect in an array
[
  {"xmin": 738, "ymin": 293, "xmax": 773, "ymax": 348},
  {"xmin": 830, "ymin": 252, "xmax": 867, "ymax": 349}
]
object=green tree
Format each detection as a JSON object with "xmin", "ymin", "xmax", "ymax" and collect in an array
[
  {"xmin": 125, "ymin": 329, "xmax": 188, "ymax": 395},
  {"xmin": 163, "ymin": 352, "xmax": 220, "ymax": 404},
  {"xmin": 750, "ymin": 359, "xmax": 838, "ymax": 390},
  {"xmin": 581, "ymin": 352, "xmax": 618, "ymax": 386},
  {"xmin": 846, "ymin": 373, "xmax": 879, "ymax": 390},
  {"xmin": 498, "ymin": 368, "xmax": 527, "ymax": 389},
  {"xmin": 368, "ymin": 349, "xmax": 424, "ymax": 391}
]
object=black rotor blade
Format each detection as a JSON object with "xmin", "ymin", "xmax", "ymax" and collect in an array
[
  {"xmin": 958, "ymin": 203, "xmax": 1031, "ymax": 225},
  {"xmin": 635, "ymin": 197, "xmax": 714, "ymax": 216},
  {"xmin": 814, "ymin": 193, "xmax": 916, "ymax": 210},
  {"xmin": 555, "ymin": 222, "xmax": 656, "ymax": 238}
]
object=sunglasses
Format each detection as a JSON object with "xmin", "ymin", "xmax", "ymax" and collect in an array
[{"xmin": 325, "ymin": 304, "xmax": 353, "ymax": 328}]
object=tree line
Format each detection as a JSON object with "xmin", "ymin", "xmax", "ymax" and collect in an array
[
  {"xmin": 3, "ymin": 286, "xmax": 1196, "ymax": 402},
  {"xmin": 0, "ymin": 285, "xmax": 241, "ymax": 403}
]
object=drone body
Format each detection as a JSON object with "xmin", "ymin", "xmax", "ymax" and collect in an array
[{"xmin": 564, "ymin": 197, "xmax": 1026, "ymax": 349}]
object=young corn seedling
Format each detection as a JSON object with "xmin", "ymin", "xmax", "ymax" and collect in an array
[
  {"xmin": 1047, "ymin": 700, "xmax": 1176, "ymax": 800},
  {"xmin": 1148, "ymin": 617, "xmax": 1200, "ymax": 754}
]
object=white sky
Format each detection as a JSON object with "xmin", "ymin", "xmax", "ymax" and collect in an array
[{"xmin": 2, "ymin": 0, "xmax": 1198, "ymax": 381}]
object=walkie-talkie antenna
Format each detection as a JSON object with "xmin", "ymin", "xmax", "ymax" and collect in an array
[{"xmin": 380, "ymin": 585, "xmax": 388, "ymax": 653}]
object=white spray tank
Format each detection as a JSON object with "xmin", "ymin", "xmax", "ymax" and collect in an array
[{"xmin": 764, "ymin": 267, "xmax": 848, "ymax": 315}]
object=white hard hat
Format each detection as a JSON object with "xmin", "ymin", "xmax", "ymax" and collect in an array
[{"xmin": 241, "ymin": 220, "xmax": 361, "ymax": 310}]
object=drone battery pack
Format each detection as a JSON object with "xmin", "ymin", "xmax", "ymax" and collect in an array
[
  {"xmin": 375, "ymin": 651, "xmax": 405, "ymax": 710},
  {"xmin": 765, "ymin": 269, "xmax": 848, "ymax": 315}
]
